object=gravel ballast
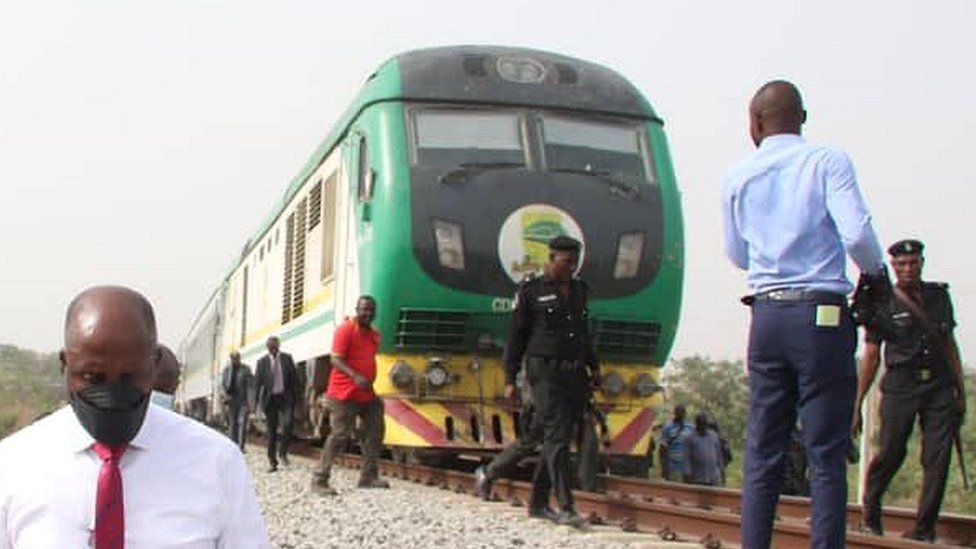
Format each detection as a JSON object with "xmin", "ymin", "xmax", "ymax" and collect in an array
[{"xmin": 246, "ymin": 448, "xmax": 696, "ymax": 548}]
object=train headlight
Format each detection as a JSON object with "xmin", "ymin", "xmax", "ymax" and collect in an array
[
  {"xmin": 633, "ymin": 373, "xmax": 661, "ymax": 397},
  {"xmin": 601, "ymin": 371, "xmax": 625, "ymax": 396},
  {"xmin": 433, "ymin": 219, "xmax": 465, "ymax": 271},
  {"xmin": 426, "ymin": 358, "xmax": 450, "ymax": 388},
  {"xmin": 613, "ymin": 232, "xmax": 645, "ymax": 279},
  {"xmin": 389, "ymin": 359, "xmax": 415, "ymax": 388}
]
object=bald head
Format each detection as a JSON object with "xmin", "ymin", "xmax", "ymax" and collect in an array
[
  {"xmin": 61, "ymin": 286, "xmax": 160, "ymax": 395},
  {"xmin": 749, "ymin": 80, "xmax": 807, "ymax": 146},
  {"xmin": 155, "ymin": 345, "xmax": 181, "ymax": 395},
  {"xmin": 65, "ymin": 286, "xmax": 157, "ymax": 345}
]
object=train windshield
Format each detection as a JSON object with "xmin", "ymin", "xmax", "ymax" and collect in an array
[
  {"xmin": 541, "ymin": 116, "xmax": 649, "ymax": 182},
  {"xmin": 413, "ymin": 110, "xmax": 525, "ymax": 168}
]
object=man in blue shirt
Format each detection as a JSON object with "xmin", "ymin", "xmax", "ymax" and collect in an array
[
  {"xmin": 659, "ymin": 404, "xmax": 693, "ymax": 482},
  {"xmin": 722, "ymin": 80, "xmax": 886, "ymax": 549}
]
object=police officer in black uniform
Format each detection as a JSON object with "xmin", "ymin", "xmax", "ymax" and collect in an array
[
  {"xmin": 474, "ymin": 377, "xmax": 540, "ymax": 502},
  {"xmin": 852, "ymin": 239, "xmax": 967, "ymax": 542},
  {"xmin": 503, "ymin": 235, "xmax": 599, "ymax": 528}
]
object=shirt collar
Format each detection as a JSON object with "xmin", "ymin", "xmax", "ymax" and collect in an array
[
  {"xmin": 348, "ymin": 318, "xmax": 376, "ymax": 334},
  {"xmin": 62, "ymin": 400, "xmax": 157, "ymax": 453},
  {"xmin": 758, "ymin": 133, "xmax": 805, "ymax": 150}
]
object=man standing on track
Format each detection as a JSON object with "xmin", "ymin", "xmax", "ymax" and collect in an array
[
  {"xmin": 255, "ymin": 336, "xmax": 298, "ymax": 472},
  {"xmin": 312, "ymin": 295, "xmax": 389, "ymax": 495},
  {"xmin": 222, "ymin": 351, "xmax": 254, "ymax": 451},
  {"xmin": 682, "ymin": 412, "xmax": 724, "ymax": 486},
  {"xmin": 0, "ymin": 286, "xmax": 270, "ymax": 548},
  {"xmin": 503, "ymin": 235, "xmax": 599, "ymax": 528},
  {"xmin": 853, "ymin": 239, "xmax": 966, "ymax": 542},
  {"xmin": 722, "ymin": 80, "xmax": 886, "ymax": 548},
  {"xmin": 659, "ymin": 404, "xmax": 693, "ymax": 482}
]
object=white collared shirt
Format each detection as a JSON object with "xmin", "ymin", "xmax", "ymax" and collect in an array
[{"xmin": 0, "ymin": 404, "xmax": 271, "ymax": 548}]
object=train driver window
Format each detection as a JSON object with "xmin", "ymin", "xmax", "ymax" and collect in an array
[
  {"xmin": 541, "ymin": 116, "xmax": 650, "ymax": 183},
  {"xmin": 356, "ymin": 136, "xmax": 373, "ymax": 202},
  {"xmin": 412, "ymin": 110, "xmax": 525, "ymax": 169}
]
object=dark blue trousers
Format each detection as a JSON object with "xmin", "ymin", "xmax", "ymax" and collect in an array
[{"xmin": 741, "ymin": 300, "xmax": 856, "ymax": 549}]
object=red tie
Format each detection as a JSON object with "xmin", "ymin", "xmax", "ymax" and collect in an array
[{"xmin": 92, "ymin": 443, "xmax": 127, "ymax": 549}]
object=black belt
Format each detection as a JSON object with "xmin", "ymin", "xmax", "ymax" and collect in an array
[
  {"xmin": 888, "ymin": 360, "xmax": 946, "ymax": 383},
  {"xmin": 528, "ymin": 356, "xmax": 582, "ymax": 373},
  {"xmin": 742, "ymin": 289, "xmax": 847, "ymax": 306}
]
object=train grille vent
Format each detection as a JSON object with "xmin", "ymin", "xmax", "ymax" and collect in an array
[
  {"xmin": 590, "ymin": 319, "xmax": 660, "ymax": 361},
  {"xmin": 396, "ymin": 309, "xmax": 508, "ymax": 352},
  {"xmin": 308, "ymin": 180, "xmax": 322, "ymax": 231},
  {"xmin": 281, "ymin": 214, "xmax": 295, "ymax": 324},
  {"xmin": 291, "ymin": 198, "xmax": 307, "ymax": 318}
]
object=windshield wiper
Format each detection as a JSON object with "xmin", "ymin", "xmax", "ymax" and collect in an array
[
  {"xmin": 438, "ymin": 162, "xmax": 525, "ymax": 184},
  {"xmin": 549, "ymin": 167, "xmax": 640, "ymax": 200}
]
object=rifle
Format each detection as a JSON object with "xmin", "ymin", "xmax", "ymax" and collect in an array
[
  {"xmin": 892, "ymin": 285, "xmax": 968, "ymax": 489},
  {"xmin": 954, "ymin": 428, "xmax": 970, "ymax": 490}
]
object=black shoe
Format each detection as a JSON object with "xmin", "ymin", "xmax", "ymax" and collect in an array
[
  {"xmin": 527, "ymin": 506, "xmax": 558, "ymax": 521},
  {"xmin": 474, "ymin": 466, "xmax": 492, "ymax": 501},
  {"xmin": 267, "ymin": 464, "xmax": 278, "ymax": 473},
  {"xmin": 902, "ymin": 529, "xmax": 936, "ymax": 543},
  {"xmin": 357, "ymin": 478, "xmax": 390, "ymax": 489},
  {"xmin": 553, "ymin": 509, "xmax": 587, "ymax": 529},
  {"xmin": 861, "ymin": 521, "xmax": 883, "ymax": 536},
  {"xmin": 311, "ymin": 478, "xmax": 338, "ymax": 496},
  {"xmin": 280, "ymin": 455, "xmax": 290, "ymax": 467}
]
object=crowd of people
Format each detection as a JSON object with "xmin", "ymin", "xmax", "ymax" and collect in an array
[
  {"xmin": 653, "ymin": 404, "xmax": 732, "ymax": 487},
  {"xmin": 0, "ymin": 79, "xmax": 966, "ymax": 549}
]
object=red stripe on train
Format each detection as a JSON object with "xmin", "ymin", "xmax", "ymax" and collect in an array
[
  {"xmin": 384, "ymin": 399, "xmax": 449, "ymax": 445},
  {"xmin": 608, "ymin": 407, "xmax": 655, "ymax": 454},
  {"xmin": 440, "ymin": 402, "xmax": 475, "ymax": 421}
]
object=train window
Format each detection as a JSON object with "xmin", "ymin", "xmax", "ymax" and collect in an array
[
  {"xmin": 320, "ymin": 173, "xmax": 338, "ymax": 282},
  {"xmin": 412, "ymin": 110, "xmax": 524, "ymax": 168},
  {"xmin": 356, "ymin": 137, "xmax": 372, "ymax": 202},
  {"xmin": 541, "ymin": 116, "xmax": 648, "ymax": 182}
]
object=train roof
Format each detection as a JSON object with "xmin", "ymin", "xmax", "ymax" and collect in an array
[{"xmin": 228, "ymin": 45, "xmax": 661, "ymax": 281}]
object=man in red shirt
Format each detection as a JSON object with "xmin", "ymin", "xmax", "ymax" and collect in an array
[{"xmin": 312, "ymin": 295, "xmax": 389, "ymax": 495}]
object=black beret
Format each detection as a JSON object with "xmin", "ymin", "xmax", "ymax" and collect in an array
[
  {"xmin": 888, "ymin": 239, "xmax": 924, "ymax": 256},
  {"xmin": 548, "ymin": 235, "xmax": 581, "ymax": 252}
]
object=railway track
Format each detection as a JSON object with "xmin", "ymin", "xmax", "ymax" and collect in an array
[{"xmin": 319, "ymin": 450, "xmax": 975, "ymax": 548}]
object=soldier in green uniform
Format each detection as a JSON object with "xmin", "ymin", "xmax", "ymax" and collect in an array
[
  {"xmin": 852, "ymin": 239, "xmax": 967, "ymax": 542},
  {"xmin": 502, "ymin": 235, "xmax": 599, "ymax": 528}
]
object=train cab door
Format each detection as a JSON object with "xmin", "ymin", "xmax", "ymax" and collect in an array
[{"xmin": 334, "ymin": 132, "xmax": 368, "ymax": 321}]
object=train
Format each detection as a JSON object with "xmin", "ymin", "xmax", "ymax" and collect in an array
[{"xmin": 177, "ymin": 45, "xmax": 684, "ymax": 477}]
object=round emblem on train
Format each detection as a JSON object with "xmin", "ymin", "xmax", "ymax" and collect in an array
[{"xmin": 497, "ymin": 204, "xmax": 585, "ymax": 283}]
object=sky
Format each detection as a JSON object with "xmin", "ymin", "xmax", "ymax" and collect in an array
[{"xmin": 1, "ymin": 0, "xmax": 973, "ymax": 362}]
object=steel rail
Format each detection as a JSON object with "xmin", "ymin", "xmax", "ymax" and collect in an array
[
  {"xmin": 601, "ymin": 475, "xmax": 976, "ymax": 546},
  {"xmin": 332, "ymin": 453, "xmax": 953, "ymax": 548}
]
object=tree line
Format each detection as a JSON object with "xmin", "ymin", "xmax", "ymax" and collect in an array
[{"xmin": 0, "ymin": 344, "xmax": 63, "ymax": 439}]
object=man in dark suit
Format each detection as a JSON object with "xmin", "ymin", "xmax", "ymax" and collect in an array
[
  {"xmin": 221, "ymin": 351, "xmax": 254, "ymax": 451},
  {"xmin": 255, "ymin": 336, "xmax": 298, "ymax": 472}
]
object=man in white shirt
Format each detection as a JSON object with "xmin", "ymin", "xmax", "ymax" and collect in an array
[{"xmin": 0, "ymin": 285, "xmax": 271, "ymax": 548}]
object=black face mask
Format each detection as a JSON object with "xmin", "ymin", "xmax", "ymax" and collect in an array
[{"xmin": 70, "ymin": 382, "xmax": 150, "ymax": 446}]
